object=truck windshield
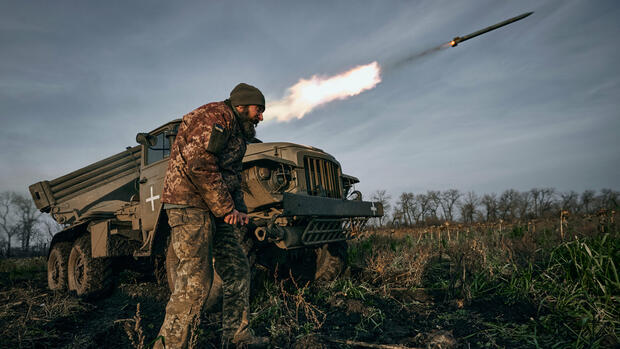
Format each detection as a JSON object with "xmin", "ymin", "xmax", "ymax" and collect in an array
[{"xmin": 146, "ymin": 132, "xmax": 170, "ymax": 165}]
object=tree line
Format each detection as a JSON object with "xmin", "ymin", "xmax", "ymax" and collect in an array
[
  {"xmin": 0, "ymin": 191, "xmax": 61, "ymax": 257},
  {"xmin": 370, "ymin": 188, "xmax": 619, "ymax": 227},
  {"xmin": 1, "ymin": 187, "xmax": 618, "ymax": 255}
]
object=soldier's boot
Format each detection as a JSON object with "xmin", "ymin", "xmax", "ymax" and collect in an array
[{"xmin": 231, "ymin": 330, "xmax": 269, "ymax": 348}]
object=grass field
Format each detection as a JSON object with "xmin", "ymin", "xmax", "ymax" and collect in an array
[{"xmin": 0, "ymin": 217, "xmax": 617, "ymax": 348}]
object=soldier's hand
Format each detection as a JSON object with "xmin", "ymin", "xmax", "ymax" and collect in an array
[{"xmin": 224, "ymin": 209, "xmax": 249, "ymax": 226}]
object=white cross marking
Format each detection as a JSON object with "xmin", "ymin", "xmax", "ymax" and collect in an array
[
  {"xmin": 146, "ymin": 185, "xmax": 160, "ymax": 212},
  {"xmin": 371, "ymin": 202, "xmax": 377, "ymax": 215}
]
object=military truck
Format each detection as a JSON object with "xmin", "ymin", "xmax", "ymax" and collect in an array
[{"xmin": 29, "ymin": 119, "xmax": 383, "ymax": 298}]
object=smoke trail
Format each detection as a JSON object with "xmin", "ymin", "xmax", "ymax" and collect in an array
[
  {"xmin": 264, "ymin": 62, "xmax": 382, "ymax": 122},
  {"xmin": 383, "ymin": 42, "xmax": 451, "ymax": 72}
]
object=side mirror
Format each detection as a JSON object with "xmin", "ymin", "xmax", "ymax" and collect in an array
[{"xmin": 136, "ymin": 133, "xmax": 157, "ymax": 146}]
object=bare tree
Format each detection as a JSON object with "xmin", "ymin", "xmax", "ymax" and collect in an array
[
  {"xmin": 391, "ymin": 206, "xmax": 404, "ymax": 227},
  {"xmin": 370, "ymin": 190, "xmax": 392, "ymax": 228},
  {"xmin": 498, "ymin": 189, "xmax": 520, "ymax": 222},
  {"xmin": 365, "ymin": 187, "xmax": 615, "ymax": 228},
  {"xmin": 541, "ymin": 188, "xmax": 557, "ymax": 216},
  {"xmin": 517, "ymin": 191, "xmax": 531, "ymax": 220},
  {"xmin": 0, "ymin": 234, "xmax": 6, "ymax": 256},
  {"xmin": 530, "ymin": 187, "xmax": 556, "ymax": 218},
  {"xmin": 529, "ymin": 188, "xmax": 542, "ymax": 218},
  {"xmin": 397, "ymin": 192, "xmax": 415, "ymax": 226},
  {"xmin": 439, "ymin": 189, "xmax": 461, "ymax": 222},
  {"xmin": 426, "ymin": 190, "xmax": 442, "ymax": 221},
  {"xmin": 459, "ymin": 191, "xmax": 479, "ymax": 224},
  {"xmin": 580, "ymin": 190, "xmax": 596, "ymax": 214},
  {"xmin": 40, "ymin": 215, "xmax": 63, "ymax": 241},
  {"xmin": 13, "ymin": 193, "xmax": 42, "ymax": 251},
  {"xmin": 480, "ymin": 193, "xmax": 498, "ymax": 222},
  {"xmin": 560, "ymin": 191, "xmax": 580, "ymax": 213},
  {"xmin": 0, "ymin": 192, "xmax": 20, "ymax": 257},
  {"xmin": 416, "ymin": 193, "xmax": 431, "ymax": 224},
  {"xmin": 599, "ymin": 188, "xmax": 619, "ymax": 210}
]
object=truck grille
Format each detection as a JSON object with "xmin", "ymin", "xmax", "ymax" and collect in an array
[
  {"xmin": 304, "ymin": 157, "xmax": 342, "ymax": 198},
  {"xmin": 301, "ymin": 217, "xmax": 369, "ymax": 245}
]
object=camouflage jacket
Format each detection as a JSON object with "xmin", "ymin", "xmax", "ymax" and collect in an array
[{"xmin": 162, "ymin": 100, "xmax": 247, "ymax": 217}]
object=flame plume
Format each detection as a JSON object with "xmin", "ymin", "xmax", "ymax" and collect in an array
[{"xmin": 264, "ymin": 61, "xmax": 382, "ymax": 122}]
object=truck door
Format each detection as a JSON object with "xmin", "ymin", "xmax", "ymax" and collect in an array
[{"xmin": 139, "ymin": 131, "xmax": 171, "ymax": 234}]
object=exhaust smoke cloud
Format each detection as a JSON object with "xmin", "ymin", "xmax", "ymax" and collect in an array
[
  {"xmin": 384, "ymin": 43, "xmax": 451, "ymax": 72},
  {"xmin": 264, "ymin": 61, "xmax": 382, "ymax": 122}
]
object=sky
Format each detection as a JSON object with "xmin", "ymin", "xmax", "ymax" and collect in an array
[{"xmin": 1, "ymin": 0, "xmax": 619, "ymax": 204}]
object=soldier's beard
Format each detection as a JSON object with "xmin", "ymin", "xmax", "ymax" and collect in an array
[{"xmin": 237, "ymin": 109, "xmax": 257, "ymax": 140}]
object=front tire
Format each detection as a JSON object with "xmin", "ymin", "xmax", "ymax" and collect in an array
[
  {"xmin": 314, "ymin": 241, "xmax": 348, "ymax": 281},
  {"xmin": 47, "ymin": 242, "xmax": 72, "ymax": 291},
  {"xmin": 67, "ymin": 235, "xmax": 112, "ymax": 298}
]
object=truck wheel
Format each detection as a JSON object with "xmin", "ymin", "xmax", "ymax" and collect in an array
[
  {"xmin": 314, "ymin": 241, "xmax": 348, "ymax": 281},
  {"xmin": 47, "ymin": 242, "xmax": 71, "ymax": 291},
  {"xmin": 67, "ymin": 235, "xmax": 112, "ymax": 298}
]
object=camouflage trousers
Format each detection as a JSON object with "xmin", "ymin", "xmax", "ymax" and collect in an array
[
  {"xmin": 155, "ymin": 208, "xmax": 215, "ymax": 349},
  {"xmin": 213, "ymin": 219, "xmax": 251, "ymax": 346},
  {"xmin": 155, "ymin": 208, "xmax": 251, "ymax": 349}
]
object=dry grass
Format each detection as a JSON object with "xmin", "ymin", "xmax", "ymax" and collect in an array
[
  {"xmin": 116, "ymin": 303, "xmax": 147, "ymax": 349},
  {"xmin": 366, "ymin": 242, "xmax": 430, "ymax": 290},
  {"xmin": 0, "ymin": 280, "xmax": 93, "ymax": 348},
  {"xmin": 250, "ymin": 270, "xmax": 327, "ymax": 346},
  {"xmin": 279, "ymin": 272, "xmax": 327, "ymax": 330},
  {"xmin": 349, "ymin": 234, "xmax": 431, "ymax": 292},
  {"xmin": 1, "ymin": 256, "xmax": 91, "ymax": 348},
  {"xmin": 0, "ymin": 256, "xmax": 46, "ymax": 287},
  {"xmin": 345, "ymin": 214, "xmax": 618, "ymax": 348},
  {"xmin": 0, "ymin": 214, "xmax": 616, "ymax": 348}
]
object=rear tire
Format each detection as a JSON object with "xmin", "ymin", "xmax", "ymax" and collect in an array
[
  {"xmin": 67, "ymin": 235, "xmax": 112, "ymax": 298},
  {"xmin": 47, "ymin": 242, "xmax": 72, "ymax": 291}
]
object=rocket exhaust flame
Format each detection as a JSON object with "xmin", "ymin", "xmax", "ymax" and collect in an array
[{"xmin": 264, "ymin": 62, "xmax": 382, "ymax": 122}]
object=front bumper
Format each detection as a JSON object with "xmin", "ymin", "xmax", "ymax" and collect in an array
[
  {"xmin": 282, "ymin": 193, "xmax": 384, "ymax": 217},
  {"xmin": 264, "ymin": 193, "xmax": 383, "ymax": 248}
]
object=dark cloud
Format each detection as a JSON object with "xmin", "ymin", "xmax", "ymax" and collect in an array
[{"xmin": 0, "ymin": 0, "xmax": 618, "ymax": 200}]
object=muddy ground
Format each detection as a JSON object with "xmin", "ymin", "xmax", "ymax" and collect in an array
[{"xmin": 0, "ymin": 257, "xmax": 538, "ymax": 349}]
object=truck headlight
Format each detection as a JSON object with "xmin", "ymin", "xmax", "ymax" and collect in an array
[
  {"xmin": 257, "ymin": 167, "xmax": 271, "ymax": 180},
  {"xmin": 268, "ymin": 166, "xmax": 292, "ymax": 192}
]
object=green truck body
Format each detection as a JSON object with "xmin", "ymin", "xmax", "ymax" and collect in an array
[{"xmin": 30, "ymin": 119, "xmax": 383, "ymax": 297}]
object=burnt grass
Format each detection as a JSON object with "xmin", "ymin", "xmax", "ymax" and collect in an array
[{"xmin": 0, "ymin": 221, "xmax": 618, "ymax": 349}]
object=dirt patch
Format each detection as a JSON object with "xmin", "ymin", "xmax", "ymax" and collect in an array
[
  {"xmin": 0, "ymin": 269, "xmax": 171, "ymax": 349},
  {"xmin": 0, "ymin": 271, "xmax": 564, "ymax": 349}
]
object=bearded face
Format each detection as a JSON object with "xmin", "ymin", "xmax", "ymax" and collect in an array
[{"xmin": 237, "ymin": 107, "xmax": 258, "ymax": 140}]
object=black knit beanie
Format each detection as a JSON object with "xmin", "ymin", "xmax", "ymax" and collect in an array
[{"xmin": 229, "ymin": 83, "xmax": 265, "ymax": 107}]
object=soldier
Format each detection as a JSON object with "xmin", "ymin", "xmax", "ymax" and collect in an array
[{"xmin": 155, "ymin": 83, "xmax": 268, "ymax": 348}]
